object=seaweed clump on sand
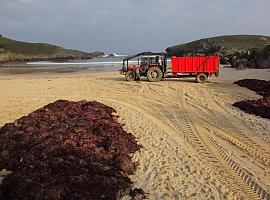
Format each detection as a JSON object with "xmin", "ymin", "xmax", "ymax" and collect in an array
[
  {"xmin": 0, "ymin": 100, "xmax": 145, "ymax": 200},
  {"xmin": 233, "ymin": 79, "xmax": 270, "ymax": 119}
]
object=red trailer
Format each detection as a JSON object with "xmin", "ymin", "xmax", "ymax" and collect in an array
[
  {"xmin": 169, "ymin": 56, "xmax": 219, "ymax": 83},
  {"xmin": 120, "ymin": 52, "xmax": 219, "ymax": 83}
]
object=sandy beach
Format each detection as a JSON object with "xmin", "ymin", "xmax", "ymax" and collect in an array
[{"xmin": 0, "ymin": 67, "xmax": 270, "ymax": 199}]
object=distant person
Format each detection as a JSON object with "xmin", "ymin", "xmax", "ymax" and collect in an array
[
  {"xmin": 140, "ymin": 58, "xmax": 148, "ymax": 72},
  {"xmin": 135, "ymin": 67, "xmax": 140, "ymax": 82},
  {"xmin": 155, "ymin": 56, "xmax": 159, "ymax": 65}
]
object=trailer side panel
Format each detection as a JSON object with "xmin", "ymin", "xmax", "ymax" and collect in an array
[{"xmin": 171, "ymin": 56, "xmax": 219, "ymax": 73}]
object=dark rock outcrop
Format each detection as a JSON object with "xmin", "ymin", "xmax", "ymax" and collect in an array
[{"xmin": 225, "ymin": 46, "xmax": 270, "ymax": 69}]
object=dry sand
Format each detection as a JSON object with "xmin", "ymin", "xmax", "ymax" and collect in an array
[{"xmin": 0, "ymin": 67, "xmax": 270, "ymax": 199}]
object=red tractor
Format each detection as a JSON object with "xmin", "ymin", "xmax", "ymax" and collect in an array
[{"xmin": 120, "ymin": 52, "xmax": 219, "ymax": 83}]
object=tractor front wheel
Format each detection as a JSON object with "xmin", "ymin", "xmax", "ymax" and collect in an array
[
  {"xmin": 147, "ymin": 67, "xmax": 163, "ymax": 82},
  {"xmin": 125, "ymin": 70, "xmax": 136, "ymax": 81},
  {"xmin": 196, "ymin": 73, "xmax": 208, "ymax": 83}
]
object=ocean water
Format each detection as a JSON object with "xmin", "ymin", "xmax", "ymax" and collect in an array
[{"xmin": 0, "ymin": 56, "xmax": 129, "ymax": 75}]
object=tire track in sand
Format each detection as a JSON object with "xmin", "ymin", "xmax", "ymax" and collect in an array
[
  {"xmin": 203, "ymin": 87, "xmax": 270, "ymax": 154},
  {"xmin": 98, "ymin": 98, "xmax": 220, "ymax": 199},
  {"xmin": 209, "ymin": 89, "xmax": 270, "ymax": 148},
  {"xmin": 178, "ymin": 86, "xmax": 270, "ymax": 200},
  {"xmin": 127, "ymin": 82, "xmax": 261, "ymax": 199},
  {"xmin": 89, "ymin": 77, "xmax": 270, "ymax": 199}
]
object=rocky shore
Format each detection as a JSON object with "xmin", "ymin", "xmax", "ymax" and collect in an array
[{"xmin": 0, "ymin": 52, "xmax": 104, "ymax": 64}]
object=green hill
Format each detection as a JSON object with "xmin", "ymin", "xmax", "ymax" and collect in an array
[
  {"xmin": 0, "ymin": 36, "xmax": 103, "ymax": 62},
  {"xmin": 166, "ymin": 35, "xmax": 270, "ymax": 57}
]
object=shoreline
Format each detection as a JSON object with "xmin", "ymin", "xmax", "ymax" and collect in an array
[
  {"xmin": 0, "ymin": 57, "xmax": 94, "ymax": 66},
  {"xmin": 0, "ymin": 51, "xmax": 107, "ymax": 65}
]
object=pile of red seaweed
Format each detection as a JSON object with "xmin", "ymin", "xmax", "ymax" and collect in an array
[
  {"xmin": 0, "ymin": 100, "xmax": 145, "ymax": 200},
  {"xmin": 233, "ymin": 79, "xmax": 270, "ymax": 119}
]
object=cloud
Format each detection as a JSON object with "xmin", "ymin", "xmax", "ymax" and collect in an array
[{"xmin": 0, "ymin": 0, "xmax": 269, "ymax": 53}]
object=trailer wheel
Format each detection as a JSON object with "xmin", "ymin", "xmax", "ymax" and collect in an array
[
  {"xmin": 125, "ymin": 70, "xmax": 136, "ymax": 81},
  {"xmin": 196, "ymin": 73, "xmax": 208, "ymax": 83},
  {"xmin": 147, "ymin": 67, "xmax": 163, "ymax": 82}
]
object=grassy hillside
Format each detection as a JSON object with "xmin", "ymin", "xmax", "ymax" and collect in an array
[
  {"xmin": 0, "ymin": 36, "xmax": 103, "ymax": 62},
  {"xmin": 166, "ymin": 35, "xmax": 270, "ymax": 57}
]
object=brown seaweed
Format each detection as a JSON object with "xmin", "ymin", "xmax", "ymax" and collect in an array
[
  {"xmin": 233, "ymin": 79, "xmax": 270, "ymax": 119},
  {"xmin": 0, "ymin": 100, "xmax": 145, "ymax": 200}
]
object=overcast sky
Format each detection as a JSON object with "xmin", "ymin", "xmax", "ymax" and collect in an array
[{"xmin": 1, "ymin": 0, "xmax": 270, "ymax": 54}]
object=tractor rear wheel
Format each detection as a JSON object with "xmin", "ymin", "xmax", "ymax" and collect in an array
[
  {"xmin": 196, "ymin": 73, "xmax": 208, "ymax": 83},
  {"xmin": 125, "ymin": 70, "xmax": 136, "ymax": 81},
  {"xmin": 147, "ymin": 67, "xmax": 163, "ymax": 82}
]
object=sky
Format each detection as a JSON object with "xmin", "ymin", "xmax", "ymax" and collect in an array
[{"xmin": 1, "ymin": 0, "xmax": 270, "ymax": 54}]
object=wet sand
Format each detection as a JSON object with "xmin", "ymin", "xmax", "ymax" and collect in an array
[
  {"xmin": 0, "ymin": 68, "xmax": 270, "ymax": 199},
  {"xmin": 0, "ymin": 65, "xmax": 88, "ymax": 75},
  {"xmin": 0, "ymin": 65, "xmax": 112, "ymax": 75}
]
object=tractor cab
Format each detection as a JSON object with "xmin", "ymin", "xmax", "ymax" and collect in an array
[{"xmin": 120, "ymin": 52, "xmax": 167, "ymax": 82}]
